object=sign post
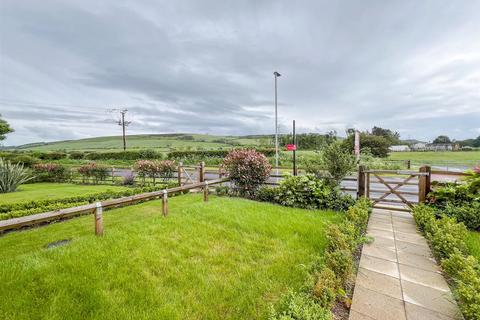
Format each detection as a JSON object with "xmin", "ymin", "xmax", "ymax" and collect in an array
[{"xmin": 285, "ymin": 120, "xmax": 297, "ymax": 176}]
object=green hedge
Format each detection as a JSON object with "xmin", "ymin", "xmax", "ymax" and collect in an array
[
  {"xmin": 413, "ymin": 205, "xmax": 480, "ymax": 319},
  {"xmin": 167, "ymin": 148, "xmax": 275, "ymax": 160},
  {"xmin": 269, "ymin": 198, "xmax": 372, "ymax": 319},
  {"xmin": 0, "ymin": 182, "xmax": 176, "ymax": 220},
  {"xmin": 83, "ymin": 149, "xmax": 162, "ymax": 160}
]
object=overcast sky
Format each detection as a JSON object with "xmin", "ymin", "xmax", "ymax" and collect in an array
[{"xmin": 1, "ymin": 0, "xmax": 480, "ymax": 145}]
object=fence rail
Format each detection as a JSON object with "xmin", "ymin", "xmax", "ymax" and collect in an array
[{"xmin": 0, "ymin": 177, "xmax": 230, "ymax": 234}]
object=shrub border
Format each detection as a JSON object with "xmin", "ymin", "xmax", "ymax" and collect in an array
[{"xmin": 412, "ymin": 204, "xmax": 480, "ymax": 320}]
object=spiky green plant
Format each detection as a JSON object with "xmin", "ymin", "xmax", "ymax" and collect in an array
[{"xmin": 0, "ymin": 158, "xmax": 34, "ymax": 193}]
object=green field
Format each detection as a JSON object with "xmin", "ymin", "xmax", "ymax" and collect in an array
[
  {"xmin": 14, "ymin": 134, "xmax": 263, "ymax": 152},
  {"xmin": 0, "ymin": 183, "xmax": 129, "ymax": 205},
  {"xmin": 466, "ymin": 231, "xmax": 480, "ymax": 261},
  {"xmin": 0, "ymin": 194, "xmax": 341, "ymax": 319},
  {"xmin": 388, "ymin": 151, "xmax": 480, "ymax": 165}
]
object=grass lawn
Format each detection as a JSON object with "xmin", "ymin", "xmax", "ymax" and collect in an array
[
  {"xmin": 0, "ymin": 194, "xmax": 342, "ymax": 319},
  {"xmin": 388, "ymin": 151, "xmax": 480, "ymax": 164},
  {"xmin": 466, "ymin": 231, "xmax": 480, "ymax": 261},
  {"xmin": 0, "ymin": 183, "xmax": 130, "ymax": 205}
]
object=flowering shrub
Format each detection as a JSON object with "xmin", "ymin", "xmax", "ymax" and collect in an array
[
  {"xmin": 77, "ymin": 163, "xmax": 109, "ymax": 184},
  {"xmin": 33, "ymin": 163, "xmax": 67, "ymax": 182},
  {"xmin": 134, "ymin": 160, "xmax": 176, "ymax": 185},
  {"xmin": 222, "ymin": 149, "xmax": 271, "ymax": 197}
]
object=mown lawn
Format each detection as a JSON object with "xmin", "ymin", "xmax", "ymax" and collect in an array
[
  {"xmin": 0, "ymin": 183, "xmax": 130, "ymax": 205},
  {"xmin": 0, "ymin": 194, "xmax": 342, "ymax": 319},
  {"xmin": 388, "ymin": 151, "xmax": 480, "ymax": 164},
  {"xmin": 466, "ymin": 231, "xmax": 480, "ymax": 261}
]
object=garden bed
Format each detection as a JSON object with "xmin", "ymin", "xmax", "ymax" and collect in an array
[{"xmin": 0, "ymin": 194, "xmax": 342, "ymax": 319}]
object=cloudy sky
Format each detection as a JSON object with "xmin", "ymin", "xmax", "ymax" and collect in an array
[{"xmin": 1, "ymin": 0, "xmax": 480, "ymax": 145}]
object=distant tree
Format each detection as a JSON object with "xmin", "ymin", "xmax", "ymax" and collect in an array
[
  {"xmin": 371, "ymin": 126, "xmax": 400, "ymax": 144},
  {"xmin": 473, "ymin": 136, "xmax": 480, "ymax": 148},
  {"xmin": 0, "ymin": 114, "xmax": 14, "ymax": 141},
  {"xmin": 433, "ymin": 135, "xmax": 451, "ymax": 144},
  {"xmin": 342, "ymin": 132, "xmax": 390, "ymax": 158}
]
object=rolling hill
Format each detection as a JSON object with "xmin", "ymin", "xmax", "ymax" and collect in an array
[{"xmin": 12, "ymin": 134, "xmax": 267, "ymax": 152}]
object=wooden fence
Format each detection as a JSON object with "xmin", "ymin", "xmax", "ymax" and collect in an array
[{"xmin": 0, "ymin": 177, "xmax": 229, "ymax": 234}]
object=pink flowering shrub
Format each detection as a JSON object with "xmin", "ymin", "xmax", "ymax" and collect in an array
[
  {"xmin": 33, "ymin": 163, "xmax": 67, "ymax": 182},
  {"xmin": 223, "ymin": 149, "xmax": 271, "ymax": 197},
  {"xmin": 77, "ymin": 162, "xmax": 109, "ymax": 184},
  {"xmin": 134, "ymin": 160, "xmax": 176, "ymax": 185}
]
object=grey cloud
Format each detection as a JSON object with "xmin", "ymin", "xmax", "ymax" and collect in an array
[{"xmin": 1, "ymin": 0, "xmax": 480, "ymax": 145}]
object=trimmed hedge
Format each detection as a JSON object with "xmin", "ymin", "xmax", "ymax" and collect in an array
[
  {"xmin": 0, "ymin": 182, "xmax": 176, "ymax": 220},
  {"xmin": 167, "ymin": 148, "xmax": 275, "ymax": 160},
  {"xmin": 83, "ymin": 149, "xmax": 162, "ymax": 160},
  {"xmin": 269, "ymin": 198, "xmax": 372, "ymax": 319},
  {"xmin": 413, "ymin": 205, "xmax": 480, "ymax": 319}
]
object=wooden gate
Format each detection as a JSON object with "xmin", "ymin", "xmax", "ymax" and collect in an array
[
  {"xmin": 360, "ymin": 167, "xmax": 431, "ymax": 212},
  {"xmin": 177, "ymin": 162, "xmax": 205, "ymax": 186}
]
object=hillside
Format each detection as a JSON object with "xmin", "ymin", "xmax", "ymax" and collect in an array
[{"xmin": 13, "ymin": 134, "xmax": 265, "ymax": 152}]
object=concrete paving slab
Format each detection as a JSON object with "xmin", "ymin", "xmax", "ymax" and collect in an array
[
  {"xmin": 370, "ymin": 235, "xmax": 396, "ymax": 250},
  {"xmin": 397, "ymin": 251, "xmax": 440, "ymax": 272},
  {"xmin": 399, "ymin": 264, "xmax": 449, "ymax": 291},
  {"xmin": 351, "ymin": 285, "xmax": 406, "ymax": 320},
  {"xmin": 362, "ymin": 244, "xmax": 397, "ymax": 262},
  {"xmin": 402, "ymin": 280, "xmax": 461, "ymax": 319},
  {"xmin": 405, "ymin": 302, "xmax": 460, "ymax": 320},
  {"xmin": 359, "ymin": 254, "xmax": 399, "ymax": 278},
  {"xmin": 355, "ymin": 267, "xmax": 402, "ymax": 299},
  {"xmin": 367, "ymin": 228, "xmax": 395, "ymax": 240}
]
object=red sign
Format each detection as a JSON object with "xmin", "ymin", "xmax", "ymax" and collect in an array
[{"xmin": 285, "ymin": 144, "xmax": 296, "ymax": 151}]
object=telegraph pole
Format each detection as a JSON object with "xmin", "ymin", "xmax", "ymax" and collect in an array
[{"xmin": 118, "ymin": 109, "xmax": 130, "ymax": 151}]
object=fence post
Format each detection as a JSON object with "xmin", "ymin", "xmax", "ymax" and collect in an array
[
  {"xmin": 406, "ymin": 160, "xmax": 411, "ymax": 169},
  {"xmin": 111, "ymin": 167, "xmax": 115, "ymax": 184},
  {"xmin": 177, "ymin": 162, "xmax": 183, "ymax": 186},
  {"xmin": 94, "ymin": 202, "xmax": 103, "ymax": 236},
  {"xmin": 357, "ymin": 165, "xmax": 365, "ymax": 199},
  {"xmin": 199, "ymin": 161, "xmax": 205, "ymax": 183},
  {"xmin": 162, "ymin": 190, "xmax": 168, "ymax": 216},
  {"xmin": 418, "ymin": 166, "xmax": 431, "ymax": 203},
  {"xmin": 203, "ymin": 181, "xmax": 209, "ymax": 202}
]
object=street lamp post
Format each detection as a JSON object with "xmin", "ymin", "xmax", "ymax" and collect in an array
[{"xmin": 274, "ymin": 71, "xmax": 281, "ymax": 170}]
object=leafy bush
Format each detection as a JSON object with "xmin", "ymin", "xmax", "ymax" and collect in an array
[
  {"xmin": 122, "ymin": 172, "xmax": 135, "ymax": 186},
  {"xmin": 274, "ymin": 174, "xmax": 354, "ymax": 211},
  {"xmin": 134, "ymin": 160, "xmax": 176, "ymax": 185},
  {"xmin": 325, "ymin": 249, "xmax": 353, "ymax": 284},
  {"xmin": 214, "ymin": 186, "xmax": 230, "ymax": 196},
  {"xmin": 0, "ymin": 158, "xmax": 34, "ymax": 193},
  {"xmin": 32, "ymin": 163, "xmax": 68, "ymax": 182},
  {"xmin": 443, "ymin": 202, "xmax": 480, "ymax": 231},
  {"xmin": 37, "ymin": 152, "xmax": 67, "ymax": 160},
  {"xmin": 412, "ymin": 205, "xmax": 480, "ymax": 320},
  {"xmin": 312, "ymin": 267, "xmax": 339, "ymax": 309},
  {"xmin": 223, "ymin": 149, "xmax": 271, "ymax": 197},
  {"xmin": 342, "ymin": 133, "xmax": 391, "ymax": 158},
  {"xmin": 8, "ymin": 155, "xmax": 39, "ymax": 168},
  {"xmin": 69, "ymin": 151, "xmax": 85, "ymax": 160},
  {"xmin": 442, "ymin": 253, "xmax": 480, "ymax": 319},
  {"xmin": 269, "ymin": 291, "xmax": 331, "ymax": 320},
  {"xmin": 84, "ymin": 149, "xmax": 162, "ymax": 161},
  {"xmin": 78, "ymin": 163, "xmax": 109, "ymax": 184},
  {"xmin": 255, "ymin": 186, "xmax": 278, "ymax": 203},
  {"xmin": 321, "ymin": 141, "xmax": 356, "ymax": 184}
]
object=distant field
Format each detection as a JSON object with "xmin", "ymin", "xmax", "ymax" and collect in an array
[
  {"xmin": 389, "ymin": 151, "xmax": 480, "ymax": 165},
  {"xmin": 15, "ymin": 134, "xmax": 263, "ymax": 152}
]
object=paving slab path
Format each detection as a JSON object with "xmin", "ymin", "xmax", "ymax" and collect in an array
[{"xmin": 349, "ymin": 208, "xmax": 462, "ymax": 320}]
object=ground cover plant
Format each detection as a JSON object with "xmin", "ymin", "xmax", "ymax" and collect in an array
[
  {"xmin": 0, "ymin": 194, "xmax": 342, "ymax": 320},
  {"xmin": 413, "ymin": 205, "xmax": 480, "ymax": 319}
]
